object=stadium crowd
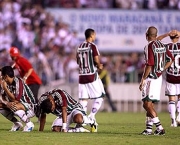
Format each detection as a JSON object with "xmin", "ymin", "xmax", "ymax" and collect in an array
[
  {"xmin": 42, "ymin": 0, "xmax": 180, "ymax": 10},
  {"xmin": 1, "ymin": 0, "xmax": 176, "ymax": 86}
]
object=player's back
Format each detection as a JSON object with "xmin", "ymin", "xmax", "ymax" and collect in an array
[
  {"xmin": 77, "ymin": 42, "xmax": 98, "ymax": 75},
  {"xmin": 77, "ymin": 41, "xmax": 100, "ymax": 84},
  {"xmin": 145, "ymin": 40, "xmax": 167, "ymax": 79},
  {"xmin": 166, "ymin": 42, "xmax": 180, "ymax": 83},
  {"xmin": 13, "ymin": 77, "xmax": 36, "ymax": 104},
  {"xmin": 41, "ymin": 89, "xmax": 83, "ymax": 116}
]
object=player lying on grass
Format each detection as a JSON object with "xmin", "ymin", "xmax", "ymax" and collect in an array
[
  {"xmin": 37, "ymin": 88, "xmax": 97, "ymax": 132},
  {"xmin": 0, "ymin": 66, "xmax": 36, "ymax": 132}
]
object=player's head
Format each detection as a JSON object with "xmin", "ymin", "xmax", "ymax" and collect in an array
[
  {"xmin": 40, "ymin": 98, "xmax": 52, "ymax": 114},
  {"xmin": 169, "ymin": 30, "xmax": 179, "ymax": 42},
  {"xmin": 170, "ymin": 35, "xmax": 179, "ymax": 39},
  {"xmin": 0, "ymin": 66, "xmax": 14, "ymax": 78},
  {"xmin": 169, "ymin": 34, "xmax": 179, "ymax": 41},
  {"xmin": 9, "ymin": 47, "xmax": 20, "ymax": 60},
  {"xmin": 146, "ymin": 26, "xmax": 158, "ymax": 40},
  {"xmin": 85, "ymin": 28, "xmax": 96, "ymax": 42},
  {"xmin": 0, "ymin": 66, "xmax": 14, "ymax": 84}
]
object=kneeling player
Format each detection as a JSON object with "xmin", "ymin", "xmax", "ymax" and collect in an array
[
  {"xmin": 38, "ymin": 88, "xmax": 97, "ymax": 132},
  {"xmin": 0, "ymin": 66, "xmax": 36, "ymax": 132}
]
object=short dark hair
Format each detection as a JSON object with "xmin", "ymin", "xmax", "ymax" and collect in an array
[
  {"xmin": 0, "ymin": 66, "xmax": 14, "ymax": 78},
  {"xmin": 170, "ymin": 35, "xmax": 179, "ymax": 40},
  {"xmin": 146, "ymin": 26, "xmax": 157, "ymax": 37},
  {"xmin": 85, "ymin": 28, "xmax": 95, "ymax": 39},
  {"xmin": 40, "ymin": 98, "xmax": 52, "ymax": 114}
]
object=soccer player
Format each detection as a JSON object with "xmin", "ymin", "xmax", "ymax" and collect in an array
[
  {"xmin": 9, "ymin": 47, "xmax": 42, "ymax": 104},
  {"xmin": 99, "ymin": 57, "xmax": 117, "ymax": 112},
  {"xmin": 157, "ymin": 30, "xmax": 180, "ymax": 127},
  {"xmin": 139, "ymin": 26, "xmax": 174, "ymax": 135},
  {"xmin": 0, "ymin": 66, "xmax": 36, "ymax": 131},
  {"xmin": 38, "ymin": 88, "xmax": 96, "ymax": 132},
  {"xmin": 76, "ymin": 28, "xmax": 105, "ymax": 131}
]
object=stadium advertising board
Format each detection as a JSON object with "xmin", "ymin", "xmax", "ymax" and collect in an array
[{"xmin": 46, "ymin": 9, "xmax": 180, "ymax": 52}]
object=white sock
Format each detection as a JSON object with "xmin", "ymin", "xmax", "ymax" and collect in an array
[
  {"xmin": 26, "ymin": 109, "xmax": 35, "ymax": 118},
  {"xmin": 14, "ymin": 110, "xmax": 29, "ymax": 123},
  {"xmin": 168, "ymin": 101, "xmax": 176, "ymax": 121},
  {"xmin": 88, "ymin": 98, "xmax": 103, "ymax": 120},
  {"xmin": 79, "ymin": 100, "xmax": 88, "ymax": 113},
  {"xmin": 152, "ymin": 117, "xmax": 163, "ymax": 130},
  {"xmin": 146, "ymin": 117, "xmax": 153, "ymax": 124},
  {"xmin": 146, "ymin": 117, "xmax": 153, "ymax": 132},
  {"xmin": 83, "ymin": 115, "xmax": 94, "ymax": 124}
]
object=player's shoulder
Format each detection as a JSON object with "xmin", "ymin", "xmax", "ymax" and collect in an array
[{"xmin": 90, "ymin": 42, "xmax": 97, "ymax": 46}]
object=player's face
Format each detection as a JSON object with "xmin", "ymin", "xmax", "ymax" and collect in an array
[
  {"xmin": 10, "ymin": 56, "xmax": 17, "ymax": 61},
  {"xmin": 49, "ymin": 96, "xmax": 56, "ymax": 112},
  {"xmin": 91, "ymin": 32, "xmax": 96, "ymax": 42},
  {"xmin": 145, "ymin": 28, "xmax": 149, "ymax": 41},
  {"xmin": 1, "ymin": 75, "xmax": 11, "ymax": 84}
]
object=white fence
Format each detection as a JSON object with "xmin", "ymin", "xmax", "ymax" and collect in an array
[
  {"xmin": 38, "ymin": 82, "xmax": 168, "ymax": 112},
  {"xmin": 108, "ymin": 83, "xmax": 168, "ymax": 112}
]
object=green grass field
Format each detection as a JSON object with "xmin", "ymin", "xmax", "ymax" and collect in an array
[{"xmin": 0, "ymin": 112, "xmax": 180, "ymax": 145}]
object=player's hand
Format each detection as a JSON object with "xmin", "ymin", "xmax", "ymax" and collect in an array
[
  {"xmin": 169, "ymin": 30, "xmax": 177, "ymax": 37},
  {"xmin": 98, "ymin": 64, "xmax": 103, "ymax": 70},
  {"xmin": 23, "ymin": 78, "xmax": 27, "ymax": 83},
  {"xmin": 7, "ymin": 102, "xmax": 18, "ymax": 112},
  {"xmin": 139, "ymin": 79, "xmax": 145, "ymax": 91}
]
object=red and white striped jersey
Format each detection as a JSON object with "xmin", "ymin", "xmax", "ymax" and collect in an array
[
  {"xmin": 76, "ymin": 41, "xmax": 100, "ymax": 84},
  {"xmin": 144, "ymin": 40, "xmax": 174, "ymax": 79},
  {"xmin": 1, "ymin": 77, "xmax": 36, "ymax": 104},
  {"xmin": 38, "ymin": 89, "xmax": 86, "ymax": 117},
  {"xmin": 166, "ymin": 42, "xmax": 180, "ymax": 83}
]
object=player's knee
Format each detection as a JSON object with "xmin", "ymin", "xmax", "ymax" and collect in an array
[
  {"xmin": 95, "ymin": 98, "xmax": 104, "ymax": 104},
  {"xmin": 16, "ymin": 103, "xmax": 26, "ymax": 111},
  {"xmin": 143, "ymin": 102, "xmax": 151, "ymax": 110},
  {"xmin": 52, "ymin": 126, "xmax": 61, "ymax": 132},
  {"xmin": 73, "ymin": 114, "xmax": 83, "ymax": 124}
]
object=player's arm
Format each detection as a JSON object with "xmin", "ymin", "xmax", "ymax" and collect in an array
[
  {"xmin": 23, "ymin": 68, "xmax": 33, "ymax": 81},
  {"xmin": 11, "ymin": 63, "xmax": 16, "ymax": 68},
  {"xmin": 157, "ymin": 32, "xmax": 170, "ymax": 40},
  {"xmin": 157, "ymin": 30, "xmax": 180, "ymax": 40},
  {"xmin": 141, "ymin": 65, "xmax": 152, "ymax": 80},
  {"xmin": 1, "ymin": 81, "xmax": 16, "ymax": 101},
  {"xmin": 39, "ymin": 113, "xmax": 46, "ymax": 131},
  {"xmin": 57, "ymin": 90, "xmax": 68, "ymax": 132},
  {"xmin": 164, "ymin": 61, "xmax": 173, "ymax": 70},
  {"xmin": 61, "ymin": 106, "xmax": 67, "ymax": 132},
  {"xmin": 94, "ymin": 55, "xmax": 103, "ymax": 70},
  {"xmin": 139, "ymin": 65, "xmax": 152, "ymax": 91},
  {"xmin": 0, "ymin": 95, "xmax": 9, "ymax": 106},
  {"xmin": 164, "ymin": 49, "xmax": 175, "ymax": 70},
  {"xmin": 177, "ymin": 30, "xmax": 180, "ymax": 37}
]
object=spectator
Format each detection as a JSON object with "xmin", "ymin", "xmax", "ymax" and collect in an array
[
  {"xmin": 9, "ymin": 47, "xmax": 42, "ymax": 105},
  {"xmin": 99, "ymin": 57, "xmax": 117, "ymax": 112}
]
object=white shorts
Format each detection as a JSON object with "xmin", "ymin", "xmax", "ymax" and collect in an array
[
  {"xmin": 52, "ymin": 109, "xmax": 84, "ymax": 129},
  {"xmin": 79, "ymin": 77, "xmax": 105, "ymax": 99},
  {"xmin": 165, "ymin": 82, "xmax": 180, "ymax": 96},
  {"xmin": 141, "ymin": 76, "xmax": 162, "ymax": 102}
]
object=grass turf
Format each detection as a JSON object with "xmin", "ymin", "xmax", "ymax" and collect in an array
[{"xmin": 0, "ymin": 112, "xmax": 180, "ymax": 145}]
